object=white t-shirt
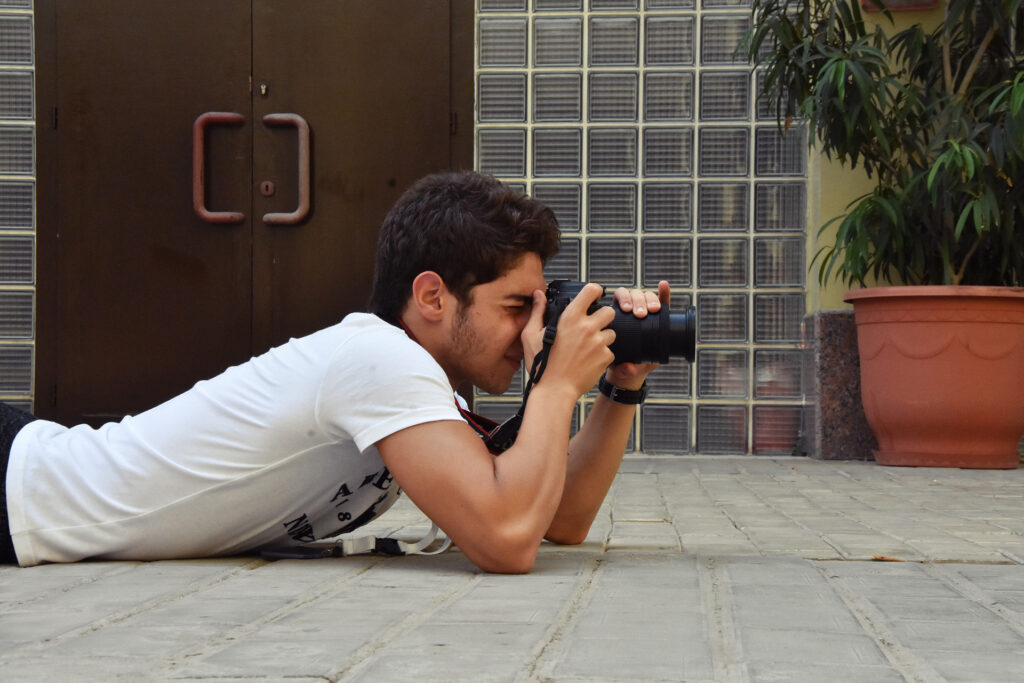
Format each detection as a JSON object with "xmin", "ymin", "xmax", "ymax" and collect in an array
[{"xmin": 6, "ymin": 314, "xmax": 464, "ymax": 566}]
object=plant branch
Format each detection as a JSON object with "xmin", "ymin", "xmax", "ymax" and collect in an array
[
  {"xmin": 957, "ymin": 24, "xmax": 999, "ymax": 98},
  {"xmin": 942, "ymin": 1, "xmax": 954, "ymax": 95},
  {"xmin": 952, "ymin": 236, "xmax": 984, "ymax": 286}
]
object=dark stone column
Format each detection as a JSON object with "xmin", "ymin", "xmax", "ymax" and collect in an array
[{"xmin": 803, "ymin": 310, "xmax": 877, "ymax": 461}]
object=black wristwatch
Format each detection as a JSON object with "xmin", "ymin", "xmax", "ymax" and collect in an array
[{"xmin": 598, "ymin": 376, "xmax": 648, "ymax": 405}]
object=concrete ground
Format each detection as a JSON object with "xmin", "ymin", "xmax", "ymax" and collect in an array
[{"xmin": 1, "ymin": 456, "xmax": 1023, "ymax": 682}]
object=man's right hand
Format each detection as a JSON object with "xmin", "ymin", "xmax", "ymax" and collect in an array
[{"xmin": 522, "ymin": 282, "xmax": 616, "ymax": 398}]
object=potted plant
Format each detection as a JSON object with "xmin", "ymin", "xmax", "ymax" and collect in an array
[{"xmin": 746, "ymin": 0, "xmax": 1024, "ymax": 467}]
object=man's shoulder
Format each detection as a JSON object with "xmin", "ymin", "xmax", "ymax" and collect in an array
[{"xmin": 319, "ymin": 313, "xmax": 442, "ymax": 380}]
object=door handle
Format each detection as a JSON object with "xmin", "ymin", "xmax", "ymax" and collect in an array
[
  {"xmin": 262, "ymin": 113, "xmax": 311, "ymax": 225},
  {"xmin": 192, "ymin": 112, "xmax": 246, "ymax": 224}
]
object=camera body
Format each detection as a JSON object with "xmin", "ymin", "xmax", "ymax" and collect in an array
[{"xmin": 544, "ymin": 280, "xmax": 696, "ymax": 364}]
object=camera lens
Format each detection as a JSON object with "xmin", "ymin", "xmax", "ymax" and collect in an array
[
  {"xmin": 608, "ymin": 305, "xmax": 696, "ymax": 364},
  {"xmin": 544, "ymin": 279, "xmax": 696, "ymax": 365}
]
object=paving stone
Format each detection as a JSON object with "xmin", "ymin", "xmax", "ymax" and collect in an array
[{"xmin": 2, "ymin": 457, "xmax": 1023, "ymax": 681}]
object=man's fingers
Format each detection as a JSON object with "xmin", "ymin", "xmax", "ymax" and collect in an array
[{"xmin": 613, "ymin": 284, "xmax": 666, "ymax": 318}]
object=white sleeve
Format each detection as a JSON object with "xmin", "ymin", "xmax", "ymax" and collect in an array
[{"xmin": 315, "ymin": 327, "xmax": 464, "ymax": 452}]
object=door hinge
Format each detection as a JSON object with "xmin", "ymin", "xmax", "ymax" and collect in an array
[
  {"xmin": 450, "ymin": 111, "xmax": 458, "ymax": 136},
  {"xmin": 52, "ymin": 107, "xmax": 59, "ymax": 130}
]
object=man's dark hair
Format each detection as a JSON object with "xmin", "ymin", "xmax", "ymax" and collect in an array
[{"xmin": 368, "ymin": 171, "xmax": 561, "ymax": 322}]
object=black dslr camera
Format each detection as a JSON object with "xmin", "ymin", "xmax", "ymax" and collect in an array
[{"xmin": 544, "ymin": 280, "xmax": 696, "ymax": 364}]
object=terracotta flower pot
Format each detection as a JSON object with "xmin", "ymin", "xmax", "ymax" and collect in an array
[{"xmin": 845, "ymin": 286, "xmax": 1024, "ymax": 469}]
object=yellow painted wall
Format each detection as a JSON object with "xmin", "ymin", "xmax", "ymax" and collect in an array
[{"xmin": 805, "ymin": 4, "xmax": 942, "ymax": 312}]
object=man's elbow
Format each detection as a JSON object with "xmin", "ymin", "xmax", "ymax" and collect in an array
[
  {"xmin": 544, "ymin": 517, "xmax": 592, "ymax": 546},
  {"xmin": 462, "ymin": 524, "xmax": 543, "ymax": 574},
  {"xmin": 469, "ymin": 542, "xmax": 538, "ymax": 574},
  {"xmin": 544, "ymin": 529, "xmax": 588, "ymax": 546}
]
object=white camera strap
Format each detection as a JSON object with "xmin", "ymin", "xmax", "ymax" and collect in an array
[{"xmin": 261, "ymin": 523, "xmax": 450, "ymax": 560}]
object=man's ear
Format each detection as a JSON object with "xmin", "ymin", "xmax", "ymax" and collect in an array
[{"xmin": 409, "ymin": 271, "xmax": 448, "ymax": 322}]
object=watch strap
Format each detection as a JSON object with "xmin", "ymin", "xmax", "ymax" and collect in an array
[{"xmin": 598, "ymin": 376, "xmax": 648, "ymax": 404}]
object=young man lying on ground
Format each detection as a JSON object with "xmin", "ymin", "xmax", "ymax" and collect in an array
[{"xmin": 0, "ymin": 170, "xmax": 668, "ymax": 573}]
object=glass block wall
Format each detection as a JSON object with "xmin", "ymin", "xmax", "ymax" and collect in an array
[
  {"xmin": 0, "ymin": 0, "xmax": 35, "ymax": 413},
  {"xmin": 473, "ymin": 0, "xmax": 807, "ymax": 455}
]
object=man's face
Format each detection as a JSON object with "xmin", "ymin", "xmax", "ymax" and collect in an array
[{"xmin": 447, "ymin": 252, "xmax": 545, "ymax": 394}]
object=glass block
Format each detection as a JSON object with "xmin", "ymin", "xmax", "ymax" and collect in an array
[
  {"xmin": 585, "ymin": 401, "xmax": 633, "ymax": 450},
  {"xmin": 592, "ymin": 0, "xmax": 639, "ymax": 8},
  {"xmin": 472, "ymin": 400, "xmax": 522, "ymax": 424},
  {"xmin": 754, "ymin": 182, "xmax": 806, "ymax": 232},
  {"xmin": 754, "ymin": 237, "xmax": 804, "ymax": 287},
  {"xmin": 533, "ymin": 128, "xmax": 582, "ymax": 177},
  {"xmin": 697, "ymin": 405, "xmax": 747, "ymax": 454},
  {"xmin": 535, "ymin": 17, "xmax": 583, "ymax": 66},
  {"xmin": 754, "ymin": 350, "xmax": 802, "ymax": 399},
  {"xmin": 645, "ymin": 16, "xmax": 695, "ymax": 65},
  {"xmin": 697, "ymin": 183, "xmax": 748, "ymax": 232},
  {"xmin": 589, "ymin": 17, "xmax": 639, "ymax": 66},
  {"xmin": 588, "ymin": 128, "xmax": 638, "ymax": 176},
  {"xmin": 0, "ymin": 289, "xmax": 33, "ymax": 339},
  {"xmin": 479, "ymin": 18, "xmax": 529, "ymax": 67},
  {"xmin": 536, "ymin": 0, "xmax": 583, "ymax": 9},
  {"xmin": 755, "ymin": 125, "xmax": 807, "ymax": 176},
  {"xmin": 0, "ymin": 180, "xmax": 33, "ymax": 230},
  {"xmin": 698, "ymin": 293, "xmax": 747, "ymax": 342},
  {"xmin": 753, "ymin": 406, "xmax": 801, "ymax": 455},
  {"xmin": 533, "ymin": 183, "xmax": 582, "ymax": 232},
  {"xmin": 0, "ymin": 0, "xmax": 33, "ymax": 9},
  {"xmin": 0, "ymin": 343, "xmax": 32, "ymax": 394},
  {"xmin": 589, "ymin": 72, "xmax": 639, "ymax": 122},
  {"xmin": 643, "ymin": 128, "xmax": 693, "ymax": 177},
  {"xmin": 546, "ymin": 236, "xmax": 582, "ymax": 281},
  {"xmin": 534, "ymin": 73, "xmax": 583, "ymax": 122},
  {"xmin": 644, "ymin": 71, "xmax": 694, "ymax": 121},
  {"xmin": 641, "ymin": 403, "xmax": 690, "ymax": 454},
  {"xmin": 0, "ymin": 235, "xmax": 33, "ymax": 284},
  {"xmin": 588, "ymin": 183, "xmax": 637, "ymax": 232},
  {"xmin": 646, "ymin": 357, "xmax": 691, "ymax": 398},
  {"xmin": 478, "ymin": 129, "xmax": 526, "ymax": 176},
  {"xmin": 587, "ymin": 237, "xmax": 637, "ymax": 287},
  {"xmin": 643, "ymin": 183, "xmax": 693, "ymax": 232},
  {"xmin": 642, "ymin": 237, "xmax": 691, "ymax": 287},
  {"xmin": 646, "ymin": 0, "xmax": 696, "ymax": 7},
  {"xmin": 755, "ymin": 69, "xmax": 787, "ymax": 122},
  {"xmin": 699, "ymin": 72, "xmax": 750, "ymax": 121},
  {"xmin": 697, "ymin": 348, "xmax": 748, "ymax": 398},
  {"xmin": 0, "ymin": 126, "xmax": 33, "ymax": 176},
  {"xmin": 0, "ymin": 16, "xmax": 32, "ymax": 64},
  {"xmin": 699, "ymin": 15, "xmax": 750, "ymax": 65},
  {"xmin": 480, "ymin": 0, "xmax": 528, "ymax": 10},
  {"xmin": 753, "ymin": 293, "xmax": 804, "ymax": 343},
  {"xmin": 702, "ymin": 0, "xmax": 752, "ymax": 6},
  {"xmin": 478, "ymin": 74, "xmax": 527, "ymax": 122},
  {"xmin": 670, "ymin": 293, "xmax": 693, "ymax": 313},
  {"xmin": 0, "ymin": 71, "xmax": 32, "ymax": 120},
  {"xmin": 698, "ymin": 128, "xmax": 749, "ymax": 176},
  {"xmin": 698, "ymin": 237, "xmax": 748, "ymax": 287}
]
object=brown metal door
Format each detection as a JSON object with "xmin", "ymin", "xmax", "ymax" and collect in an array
[
  {"xmin": 250, "ymin": 0, "xmax": 455, "ymax": 351},
  {"xmin": 36, "ymin": 1, "xmax": 469, "ymax": 424},
  {"xmin": 36, "ymin": 1, "xmax": 255, "ymax": 425}
]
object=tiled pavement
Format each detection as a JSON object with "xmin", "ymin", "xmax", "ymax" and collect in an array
[{"xmin": 2, "ymin": 456, "xmax": 1023, "ymax": 681}]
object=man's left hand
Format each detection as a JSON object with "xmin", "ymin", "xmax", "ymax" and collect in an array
[{"xmin": 606, "ymin": 280, "xmax": 671, "ymax": 390}]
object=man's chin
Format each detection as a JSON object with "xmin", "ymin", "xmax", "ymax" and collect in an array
[{"xmin": 476, "ymin": 375, "xmax": 516, "ymax": 396}]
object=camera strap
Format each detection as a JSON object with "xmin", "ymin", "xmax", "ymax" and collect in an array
[
  {"xmin": 261, "ymin": 523, "xmax": 451, "ymax": 560},
  {"xmin": 483, "ymin": 317, "xmax": 558, "ymax": 454}
]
